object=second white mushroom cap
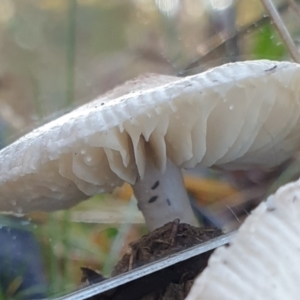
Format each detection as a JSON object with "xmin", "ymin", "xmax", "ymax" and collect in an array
[{"xmin": 186, "ymin": 175, "xmax": 300, "ymax": 300}]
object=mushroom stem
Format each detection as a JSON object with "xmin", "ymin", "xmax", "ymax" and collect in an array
[{"xmin": 132, "ymin": 159, "xmax": 198, "ymax": 231}]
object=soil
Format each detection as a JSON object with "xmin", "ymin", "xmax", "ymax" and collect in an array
[{"xmin": 82, "ymin": 219, "xmax": 223, "ymax": 300}]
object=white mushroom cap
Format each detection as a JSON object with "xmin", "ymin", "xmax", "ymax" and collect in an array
[
  {"xmin": 1, "ymin": 60, "xmax": 300, "ymax": 214},
  {"xmin": 186, "ymin": 178, "xmax": 300, "ymax": 300}
]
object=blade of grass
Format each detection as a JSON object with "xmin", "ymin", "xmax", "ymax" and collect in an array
[
  {"xmin": 38, "ymin": 214, "xmax": 61, "ymax": 296},
  {"xmin": 102, "ymin": 197, "xmax": 142, "ymax": 276},
  {"xmin": 261, "ymin": 0, "xmax": 300, "ymax": 62},
  {"xmin": 0, "ymin": 289, "xmax": 4, "ymax": 300},
  {"xmin": 30, "ymin": 71, "xmax": 43, "ymax": 119},
  {"xmin": 61, "ymin": 211, "xmax": 72, "ymax": 290},
  {"xmin": 66, "ymin": 0, "xmax": 77, "ymax": 107}
]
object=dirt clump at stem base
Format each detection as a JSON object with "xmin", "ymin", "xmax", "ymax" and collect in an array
[{"xmin": 82, "ymin": 219, "xmax": 223, "ymax": 300}]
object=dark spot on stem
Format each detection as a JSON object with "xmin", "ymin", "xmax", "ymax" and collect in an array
[
  {"xmin": 148, "ymin": 196, "xmax": 158, "ymax": 203},
  {"xmin": 151, "ymin": 181, "xmax": 159, "ymax": 190},
  {"xmin": 166, "ymin": 199, "xmax": 171, "ymax": 206}
]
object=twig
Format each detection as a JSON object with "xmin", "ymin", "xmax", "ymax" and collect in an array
[
  {"xmin": 178, "ymin": 3, "xmax": 290, "ymax": 76},
  {"xmin": 286, "ymin": 0, "xmax": 300, "ymax": 18},
  {"xmin": 225, "ymin": 205, "xmax": 242, "ymax": 224},
  {"xmin": 261, "ymin": 0, "xmax": 300, "ymax": 63}
]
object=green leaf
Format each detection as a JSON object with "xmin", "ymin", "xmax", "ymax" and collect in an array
[
  {"xmin": 105, "ymin": 227, "xmax": 119, "ymax": 239},
  {"xmin": 253, "ymin": 23, "xmax": 285, "ymax": 60}
]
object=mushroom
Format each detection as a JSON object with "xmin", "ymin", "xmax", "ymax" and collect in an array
[
  {"xmin": 0, "ymin": 60, "xmax": 300, "ymax": 231},
  {"xmin": 186, "ymin": 177, "xmax": 300, "ymax": 300}
]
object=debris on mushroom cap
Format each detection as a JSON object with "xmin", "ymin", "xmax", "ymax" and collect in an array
[
  {"xmin": 186, "ymin": 179, "xmax": 300, "ymax": 300},
  {"xmin": 0, "ymin": 60, "xmax": 300, "ymax": 214}
]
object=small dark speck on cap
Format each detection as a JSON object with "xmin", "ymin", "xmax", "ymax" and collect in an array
[
  {"xmin": 166, "ymin": 199, "xmax": 171, "ymax": 206},
  {"xmin": 265, "ymin": 65, "xmax": 277, "ymax": 72},
  {"xmin": 101, "ymin": 103, "xmax": 105, "ymax": 106},
  {"xmin": 267, "ymin": 206, "xmax": 276, "ymax": 212}
]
